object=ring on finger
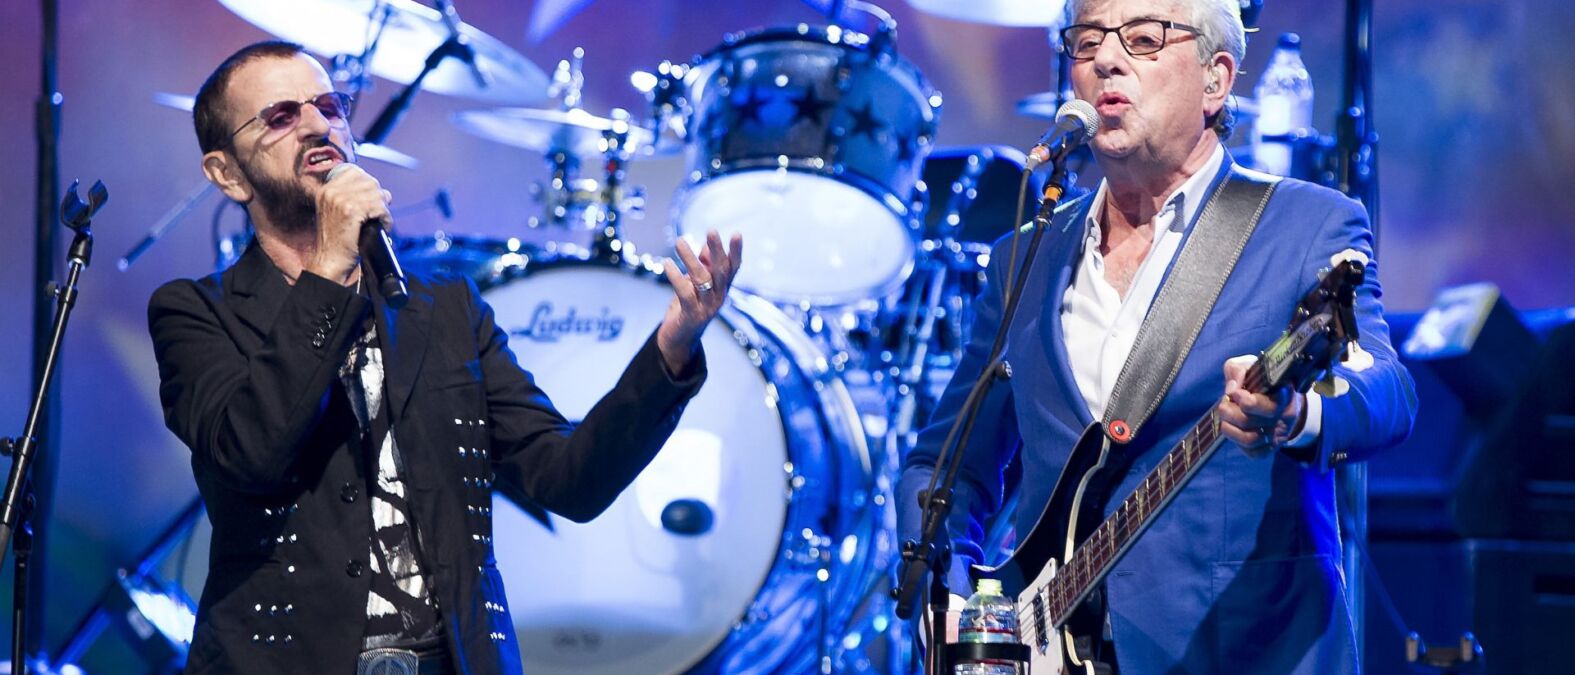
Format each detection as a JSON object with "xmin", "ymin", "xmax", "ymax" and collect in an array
[{"xmin": 695, "ymin": 279, "xmax": 714, "ymax": 293}]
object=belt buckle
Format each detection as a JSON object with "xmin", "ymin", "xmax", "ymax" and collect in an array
[{"xmin": 357, "ymin": 647, "xmax": 420, "ymax": 675}]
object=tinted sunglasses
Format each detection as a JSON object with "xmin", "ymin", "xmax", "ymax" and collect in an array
[{"xmin": 226, "ymin": 92, "xmax": 354, "ymax": 146}]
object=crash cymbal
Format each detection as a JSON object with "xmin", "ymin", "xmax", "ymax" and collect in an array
[
  {"xmin": 1015, "ymin": 90, "xmax": 1260, "ymax": 122},
  {"xmin": 451, "ymin": 107, "xmax": 657, "ymax": 157},
  {"xmin": 217, "ymin": 0, "xmax": 547, "ymax": 104},
  {"xmin": 905, "ymin": 0, "xmax": 1067, "ymax": 28},
  {"xmin": 153, "ymin": 92, "xmax": 421, "ymax": 169}
]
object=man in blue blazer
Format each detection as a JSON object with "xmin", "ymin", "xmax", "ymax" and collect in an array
[{"xmin": 897, "ymin": 0, "xmax": 1417, "ymax": 672}]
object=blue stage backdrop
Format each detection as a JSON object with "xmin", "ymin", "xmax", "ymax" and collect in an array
[{"xmin": 0, "ymin": 0, "xmax": 1571, "ymax": 666}]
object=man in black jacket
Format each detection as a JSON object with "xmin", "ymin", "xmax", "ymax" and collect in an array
[{"xmin": 148, "ymin": 41, "xmax": 742, "ymax": 674}]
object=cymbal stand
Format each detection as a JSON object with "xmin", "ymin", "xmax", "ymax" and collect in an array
[
  {"xmin": 591, "ymin": 111, "xmax": 642, "ymax": 263},
  {"xmin": 330, "ymin": 1, "xmax": 394, "ymax": 121},
  {"xmin": 361, "ymin": 28, "xmax": 487, "ymax": 146},
  {"xmin": 886, "ymin": 149, "xmax": 991, "ymax": 446},
  {"xmin": 531, "ymin": 49, "xmax": 590, "ymax": 231}
]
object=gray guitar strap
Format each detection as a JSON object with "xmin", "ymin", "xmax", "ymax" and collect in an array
[{"xmin": 1100, "ymin": 167, "xmax": 1280, "ymax": 444}]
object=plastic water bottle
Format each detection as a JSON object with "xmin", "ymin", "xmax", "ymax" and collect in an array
[
  {"xmin": 954, "ymin": 578, "xmax": 1018, "ymax": 675},
  {"xmin": 1252, "ymin": 32, "xmax": 1314, "ymax": 176}
]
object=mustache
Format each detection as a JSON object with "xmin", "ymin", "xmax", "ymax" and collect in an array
[{"xmin": 298, "ymin": 137, "xmax": 350, "ymax": 175}]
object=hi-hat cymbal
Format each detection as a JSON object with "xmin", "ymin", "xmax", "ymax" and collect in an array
[
  {"xmin": 452, "ymin": 107, "xmax": 657, "ymax": 157},
  {"xmin": 905, "ymin": 0, "xmax": 1067, "ymax": 28},
  {"xmin": 153, "ymin": 92, "xmax": 421, "ymax": 169},
  {"xmin": 217, "ymin": 0, "xmax": 547, "ymax": 104}
]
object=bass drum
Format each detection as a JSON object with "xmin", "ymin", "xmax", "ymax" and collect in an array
[{"xmin": 447, "ymin": 247, "xmax": 878, "ymax": 674}]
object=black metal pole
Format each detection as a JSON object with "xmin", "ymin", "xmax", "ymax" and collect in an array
[
  {"xmin": 24, "ymin": 0, "xmax": 62, "ymax": 666},
  {"xmin": 1336, "ymin": 0, "xmax": 1377, "ymax": 662}
]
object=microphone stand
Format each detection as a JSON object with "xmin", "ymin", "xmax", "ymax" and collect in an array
[
  {"xmin": 892, "ymin": 150, "xmax": 1075, "ymax": 673},
  {"xmin": 3, "ymin": 179, "xmax": 107, "ymax": 672}
]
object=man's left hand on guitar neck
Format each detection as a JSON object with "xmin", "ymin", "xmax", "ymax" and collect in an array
[{"xmin": 1217, "ymin": 354, "xmax": 1322, "ymax": 457}]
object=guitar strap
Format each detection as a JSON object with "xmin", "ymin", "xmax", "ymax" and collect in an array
[{"xmin": 1100, "ymin": 166, "xmax": 1280, "ymax": 444}]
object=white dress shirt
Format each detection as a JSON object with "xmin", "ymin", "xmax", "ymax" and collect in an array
[{"xmin": 1059, "ymin": 145, "xmax": 1321, "ymax": 443}]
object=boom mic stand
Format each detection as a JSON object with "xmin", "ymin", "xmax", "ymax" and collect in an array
[
  {"xmin": 3, "ymin": 179, "xmax": 108, "ymax": 672},
  {"xmin": 892, "ymin": 148, "xmax": 1076, "ymax": 673}
]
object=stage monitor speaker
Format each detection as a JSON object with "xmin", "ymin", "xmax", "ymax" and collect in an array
[
  {"xmin": 1374, "ymin": 287, "xmax": 1575, "ymax": 540},
  {"xmin": 1401, "ymin": 283, "xmax": 1539, "ymax": 417}
]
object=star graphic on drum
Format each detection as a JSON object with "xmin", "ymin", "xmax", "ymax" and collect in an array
[
  {"xmin": 732, "ymin": 87, "xmax": 770, "ymax": 126},
  {"xmin": 895, "ymin": 130, "xmax": 917, "ymax": 163},
  {"xmin": 848, "ymin": 101, "xmax": 885, "ymax": 142},
  {"xmin": 790, "ymin": 86, "xmax": 833, "ymax": 126}
]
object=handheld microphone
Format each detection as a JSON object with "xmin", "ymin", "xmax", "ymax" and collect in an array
[
  {"xmin": 1024, "ymin": 99, "xmax": 1100, "ymax": 171},
  {"xmin": 325, "ymin": 163, "xmax": 409, "ymax": 308}
]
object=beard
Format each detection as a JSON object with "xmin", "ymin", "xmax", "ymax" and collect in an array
[
  {"xmin": 236, "ymin": 138, "xmax": 349, "ymax": 235},
  {"xmin": 238, "ymin": 159, "xmax": 317, "ymax": 235}
]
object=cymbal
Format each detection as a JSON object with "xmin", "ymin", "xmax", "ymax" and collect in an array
[
  {"xmin": 905, "ymin": 0, "xmax": 1067, "ymax": 28},
  {"xmin": 153, "ymin": 92, "xmax": 421, "ymax": 169},
  {"xmin": 1015, "ymin": 90, "xmax": 1260, "ymax": 122},
  {"xmin": 217, "ymin": 0, "xmax": 547, "ymax": 104},
  {"xmin": 452, "ymin": 107, "xmax": 658, "ymax": 157}
]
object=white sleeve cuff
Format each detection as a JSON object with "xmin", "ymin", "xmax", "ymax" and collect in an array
[{"xmin": 1285, "ymin": 392, "xmax": 1323, "ymax": 448}]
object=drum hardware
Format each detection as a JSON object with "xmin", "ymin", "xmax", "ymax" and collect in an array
[
  {"xmin": 388, "ymin": 187, "xmax": 454, "ymax": 221},
  {"xmin": 882, "ymin": 150, "xmax": 991, "ymax": 444},
  {"xmin": 452, "ymin": 48, "xmax": 658, "ymax": 247},
  {"xmin": 452, "ymin": 106, "xmax": 650, "ymax": 246},
  {"xmin": 630, "ymin": 60, "xmax": 695, "ymax": 157}
]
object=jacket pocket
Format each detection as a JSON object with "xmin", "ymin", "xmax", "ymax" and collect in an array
[{"xmin": 1210, "ymin": 553, "xmax": 1351, "ymax": 673}]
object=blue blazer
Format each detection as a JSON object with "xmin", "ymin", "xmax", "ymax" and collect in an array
[{"xmin": 898, "ymin": 157, "xmax": 1417, "ymax": 674}]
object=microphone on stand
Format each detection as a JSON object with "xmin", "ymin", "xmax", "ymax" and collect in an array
[
  {"xmin": 326, "ymin": 163, "xmax": 409, "ymax": 307},
  {"xmin": 1024, "ymin": 99, "xmax": 1101, "ymax": 171}
]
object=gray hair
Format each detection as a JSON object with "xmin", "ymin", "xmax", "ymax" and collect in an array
[{"xmin": 1064, "ymin": 0, "xmax": 1247, "ymax": 138}]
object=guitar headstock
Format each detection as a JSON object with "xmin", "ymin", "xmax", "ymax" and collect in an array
[{"xmin": 1257, "ymin": 252, "xmax": 1367, "ymax": 394}]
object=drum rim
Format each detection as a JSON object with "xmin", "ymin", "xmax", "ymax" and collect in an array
[
  {"xmin": 687, "ymin": 24, "xmax": 940, "ymax": 111},
  {"xmin": 698, "ymin": 24, "xmax": 872, "ymax": 61}
]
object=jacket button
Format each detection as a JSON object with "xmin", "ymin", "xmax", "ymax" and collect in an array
[
  {"xmin": 341, "ymin": 483, "xmax": 359, "ymax": 503},
  {"xmin": 346, "ymin": 560, "xmax": 364, "ymax": 577}
]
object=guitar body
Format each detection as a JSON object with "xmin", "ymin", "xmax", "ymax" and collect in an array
[{"xmin": 978, "ymin": 422, "xmax": 1132, "ymax": 674}]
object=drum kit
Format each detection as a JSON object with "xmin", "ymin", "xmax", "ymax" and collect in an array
[{"xmin": 93, "ymin": 1, "xmax": 1112, "ymax": 674}]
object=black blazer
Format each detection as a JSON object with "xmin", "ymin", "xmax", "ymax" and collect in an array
[{"xmin": 148, "ymin": 245, "xmax": 704, "ymax": 674}]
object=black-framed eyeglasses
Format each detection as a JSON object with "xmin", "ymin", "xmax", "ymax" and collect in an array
[
  {"xmin": 226, "ymin": 92, "xmax": 354, "ymax": 146},
  {"xmin": 1060, "ymin": 19, "xmax": 1202, "ymax": 60}
]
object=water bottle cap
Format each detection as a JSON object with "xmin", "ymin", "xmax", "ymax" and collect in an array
[
  {"xmin": 976, "ymin": 578, "xmax": 1003, "ymax": 596},
  {"xmin": 1278, "ymin": 32, "xmax": 1302, "ymax": 50}
]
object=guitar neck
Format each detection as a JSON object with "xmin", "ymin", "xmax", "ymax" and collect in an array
[{"xmin": 1041, "ymin": 364, "xmax": 1268, "ymax": 628}]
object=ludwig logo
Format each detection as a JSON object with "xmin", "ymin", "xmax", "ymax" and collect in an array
[{"xmin": 513, "ymin": 302, "xmax": 624, "ymax": 342}]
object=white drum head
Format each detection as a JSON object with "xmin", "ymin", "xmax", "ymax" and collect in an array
[
  {"xmin": 484, "ymin": 265, "xmax": 789, "ymax": 674},
  {"xmin": 679, "ymin": 171, "xmax": 915, "ymax": 305}
]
